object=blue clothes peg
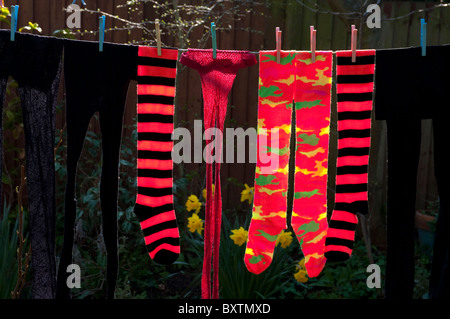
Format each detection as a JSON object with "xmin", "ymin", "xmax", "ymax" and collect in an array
[
  {"xmin": 421, "ymin": 18, "xmax": 426, "ymax": 57},
  {"xmin": 211, "ymin": 22, "xmax": 217, "ymax": 59},
  {"xmin": 72, "ymin": 0, "xmax": 87, "ymax": 5},
  {"xmin": 99, "ymin": 15, "xmax": 105, "ymax": 52},
  {"xmin": 10, "ymin": 5, "xmax": 18, "ymax": 41}
]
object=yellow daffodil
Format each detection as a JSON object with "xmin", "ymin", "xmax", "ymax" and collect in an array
[
  {"xmin": 294, "ymin": 269, "xmax": 308, "ymax": 283},
  {"xmin": 230, "ymin": 227, "xmax": 248, "ymax": 246},
  {"xmin": 202, "ymin": 184, "xmax": 215, "ymax": 200},
  {"xmin": 276, "ymin": 230, "xmax": 293, "ymax": 248},
  {"xmin": 298, "ymin": 258, "xmax": 306, "ymax": 269},
  {"xmin": 240, "ymin": 184, "xmax": 254, "ymax": 204},
  {"xmin": 294, "ymin": 258, "xmax": 308, "ymax": 283},
  {"xmin": 187, "ymin": 213, "xmax": 204, "ymax": 235},
  {"xmin": 185, "ymin": 194, "xmax": 201, "ymax": 214}
]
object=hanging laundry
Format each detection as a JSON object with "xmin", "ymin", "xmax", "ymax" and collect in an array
[
  {"xmin": 179, "ymin": 48, "xmax": 257, "ymax": 299},
  {"xmin": 375, "ymin": 45, "xmax": 450, "ymax": 121},
  {"xmin": 0, "ymin": 31, "xmax": 63, "ymax": 299},
  {"xmin": 325, "ymin": 50, "xmax": 375, "ymax": 262},
  {"xmin": 374, "ymin": 45, "xmax": 450, "ymax": 299},
  {"xmin": 244, "ymin": 50, "xmax": 332, "ymax": 279},
  {"xmin": 56, "ymin": 39, "xmax": 138, "ymax": 299},
  {"xmin": 134, "ymin": 46, "xmax": 180, "ymax": 265}
]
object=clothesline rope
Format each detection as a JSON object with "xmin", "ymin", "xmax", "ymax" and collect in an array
[
  {"xmin": 177, "ymin": 47, "xmax": 436, "ymax": 55},
  {"xmin": 178, "ymin": 48, "xmax": 259, "ymax": 54}
]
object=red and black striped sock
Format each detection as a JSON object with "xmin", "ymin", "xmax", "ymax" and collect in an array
[
  {"xmin": 325, "ymin": 50, "xmax": 375, "ymax": 262},
  {"xmin": 134, "ymin": 46, "xmax": 180, "ymax": 265}
]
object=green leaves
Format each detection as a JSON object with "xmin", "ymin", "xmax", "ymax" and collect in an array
[
  {"xmin": 0, "ymin": 204, "xmax": 18, "ymax": 299},
  {"xmin": 0, "ymin": 203, "xmax": 29, "ymax": 299},
  {"xmin": 0, "ymin": 6, "xmax": 10, "ymax": 25},
  {"xmin": 53, "ymin": 28, "xmax": 76, "ymax": 39},
  {"xmin": 218, "ymin": 213, "xmax": 292, "ymax": 299},
  {"xmin": 0, "ymin": 10, "xmax": 42, "ymax": 36},
  {"xmin": 118, "ymin": 206, "xmax": 135, "ymax": 234},
  {"xmin": 19, "ymin": 22, "xmax": 42, "ymax": 33}
]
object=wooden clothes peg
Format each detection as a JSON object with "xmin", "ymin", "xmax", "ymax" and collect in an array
[
  {"xmin": 421, "ymin": 18, "xmax": 427, "ymax": 56},
  {"xmin": 99, "ymin": 15, "xmax": 105, "ymax": 52},
  {"xmin": 10, "ymin": 5, "xmax": 18, "ymax": 42},
  {"xmin": 155, "ymin": 19, "xmax": 162, "ymax": 56},
  {"xmin": 310, "ymin": 26, "xmax": 316, "ymax": 63},
  {"xmin": 276, "ymin": 27, "xmax": 282, "ymax": 64},
  {"xmin": 211, "ymin": 22, "xmax": 217, "ymax": 59},
  {"xmin": 351, "ymin": 24, "xmax": 357, "ymax": 62}
]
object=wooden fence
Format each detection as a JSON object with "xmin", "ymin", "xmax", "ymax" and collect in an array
[{"xmin": 1, "ymin": 0, "xmax": 449, "ymax": 248}]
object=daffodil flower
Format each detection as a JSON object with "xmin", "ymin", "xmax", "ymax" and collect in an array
[
  {"xmin": 202, "ymin": 184, "xmax": 215, "ymax": 200},
  {"xmin": 187, "ymin": 213, "xmax": 204, "ymax": 235},
  {"xmin": 294, "ymin": 269, "xmax": 308, "ymax": 283},
  {"xmin": 185, "ymin": 194, "xmax": 201, "ymax": 214},
  {"xmin": 240, "ymin": 184, "xmax": 254, "ymax": 204},
  {"xmin": 276, "ymin": 230, "xmax": 293, "ymax": 248},
  {"xmin": 298, "ymin": 258, "xmax": 306, "ymax": 269},
  {"xmin": 230, "ymin": 227, "xmax": 248, "ymax": 246},
  {"xmin": 294, "ymin": 258, "xmax": 308, "ymax": 283}
]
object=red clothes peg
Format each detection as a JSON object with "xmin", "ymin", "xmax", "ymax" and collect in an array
[
  {"xmin": 310, "ymin": 26, "xmax": 316, "ymax": 63},
  {"xmin": 276, "ymin": 27, "xmax": 282, "ymax": 64}
]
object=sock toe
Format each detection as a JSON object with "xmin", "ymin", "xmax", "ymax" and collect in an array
[
  {"xmin": 244, "ymin": 250, "xmax": 273, "ymax": 275},
  {"xmin": 152, "ymin": 250, "xmax": 179, "ymax": 265},
  {"xmin": 325, "ymin": 250, "xmax": 351, "ymax": 262}
]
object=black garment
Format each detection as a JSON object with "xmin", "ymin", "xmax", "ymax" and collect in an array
[
  {"xmin": 56, "ymin": 39, "xmax": 137, "ymax": 299},
  {"xmin": 375, "ymin": 45, "xmax": 450, "ymax": 299},
  {"xmin": 428, "ymin": 116, "xmax": 450, "ymax": 299},
  {"xmin": 375, "ymin": 45, "xmax": 450, "ymax": 121},
  {"xmin": 384, "ymin": 113, "xmax": 422, "ymax": 299},
  {"xmin": 0, "ymin": 31, "xmax": 63, "ymax": 299}
]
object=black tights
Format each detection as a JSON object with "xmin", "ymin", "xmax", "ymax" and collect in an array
[
  {"xmin": 428, "ymin": 117, "xmax": 450, "ymax": 299},
  {"xmin": 385, "ymin": 114, "xmax": 450, "ymax": 299},
  {"xmin": 56, "ymin": 40, "xmax": 137, "ymax": 299},
  {"xmin": 0, "ymin": 32, "xmax": 63, "ymax": 299},
  {"xmin": 375, "ymin": 45, "xmax": 450, "ymax": 299}
]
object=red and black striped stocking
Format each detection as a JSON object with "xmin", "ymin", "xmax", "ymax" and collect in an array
[
  {"xmin": 134, "ymin": 46, "xmax": 180, "ymax": 265},
  {"xmin": 324, "ymin": 50, "xmax": 375, "ymax": 261}
]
